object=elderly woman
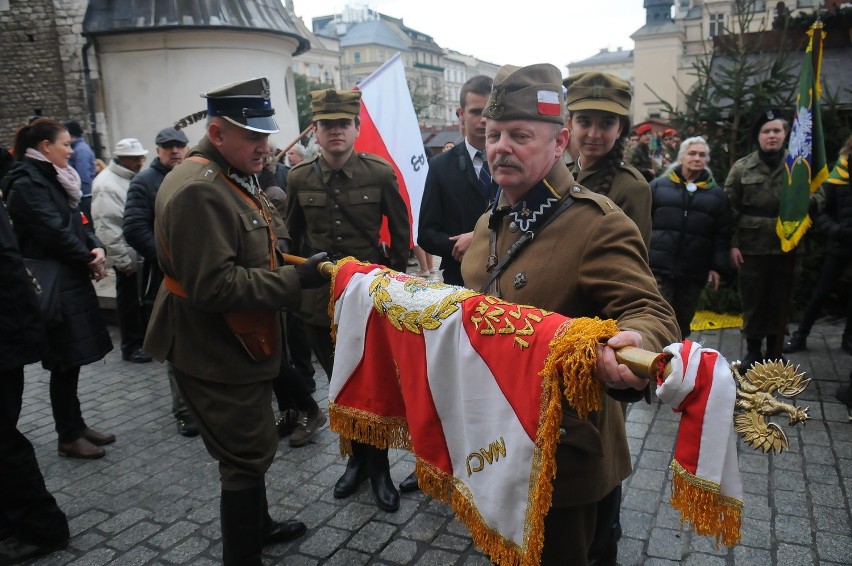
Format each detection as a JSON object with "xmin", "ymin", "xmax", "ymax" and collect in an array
[
  {"xmin": 3, "ymin": 118, "xmax": 114, "ymax": 459},
  {"xmin": 649, "ymin": 137, "xmax": 732, "ymax": 338}
]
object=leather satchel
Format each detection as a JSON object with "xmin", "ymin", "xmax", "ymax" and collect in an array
[
  {"xmin": 24, "ymin": 258, "xmax": 63, "ymax": 326},
  {"xmin": 223, "ymin": 310, "xmax": 280, "ymax": 362}
]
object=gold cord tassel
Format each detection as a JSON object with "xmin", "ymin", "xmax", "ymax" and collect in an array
[{"xmin": 542, "ymin": 317, "xmax": 619, "ymax": 419}]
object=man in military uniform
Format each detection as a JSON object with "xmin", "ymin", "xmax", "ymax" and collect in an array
[
  {"xmin": 461, "ymin": 64, "xmax": 679, "ymax": 566},
  {"xmin": 627, "ymin": 123, "xmax": 658, "ymax": 182},
  {"xmin": 286, "ymin": 89, "xmax": 410, "ymax": 512},
  {"xmin": 144, "ymin": 77, "xmax": 327, "ymax": 566}
]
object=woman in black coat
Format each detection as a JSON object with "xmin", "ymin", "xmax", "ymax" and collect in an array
[
  {"xmin": 649, "ymin": 136, "xmax": 732, "ymax": 338},
  {"xmin": 0, "ymin": 201, "xmax": 71, "ymax": 562},
  {"xmin": 3, "ymin": 118, "xmax": 114, "ymax": 459}
]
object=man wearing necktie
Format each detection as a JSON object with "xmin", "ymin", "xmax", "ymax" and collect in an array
[{"xmin": 419, "ymin": 75, "xmax": 495, "ymax": 287}]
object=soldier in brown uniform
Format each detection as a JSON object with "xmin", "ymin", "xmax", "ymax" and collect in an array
[
  {"xmin": 564, "ymin": 72, "xmax": 652, "ymax": 246},
  {"xmin": 461, "ymin": 64, "xmax": 679, "ymax": 566},
  {"xmin": 144, "ymin": 78, "xmax": 327, "ymax": 566},
  {"xmin": 627, "ymin": 123, "xmax": 658, "ymax": 182},
  {"xmin": 286, "ymin": 89, "xmax": 411, "ymax": 512}
]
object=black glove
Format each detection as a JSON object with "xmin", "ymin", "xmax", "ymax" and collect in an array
[{"xmin": 295, "ymin": 252, "xmax": 329, "ymax": 289}]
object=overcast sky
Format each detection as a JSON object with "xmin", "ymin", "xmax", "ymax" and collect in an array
[{"xmin": 290, "ymin": 1, "xmax": 648, "ymax": 77}]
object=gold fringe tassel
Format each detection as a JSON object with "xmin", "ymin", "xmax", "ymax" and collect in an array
[
  {"xmin": 669, "ymin": 460, "xmax": 742, "ymax": 547},
  {"xmin": 328, "ymin": 402, "xmax": 412, "ymax": 452},
  {"xmin": 542, "ymin": 317, "xmax": 620, "ymax": 419}
]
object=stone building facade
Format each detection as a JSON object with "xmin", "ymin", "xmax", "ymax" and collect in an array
[{"xmin": 0, "ymin": 0, "xmax": 89, "ymax": 149}]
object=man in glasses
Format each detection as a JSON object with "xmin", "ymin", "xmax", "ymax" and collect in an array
[{"xmin": 91, "ymin": 137, "xmax": 151, "ymax": 364}]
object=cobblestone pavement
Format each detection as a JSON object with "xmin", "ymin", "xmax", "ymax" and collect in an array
[{"xmin": 17, "ymin": 317, "xmax": 852, "ymax": 565}]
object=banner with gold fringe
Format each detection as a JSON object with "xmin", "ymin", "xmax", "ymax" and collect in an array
[
  {"xmin": 327, "ymin": 259, "xmax": 615, "ymax": 566},
  {"xmin": 656, "ymin": 340, "xmax": 743, "ymax": 547},
  {"xmin": 328, "ymin": 259, "xmax": 745, "ymax": 559},
  {"xmin": 777, "ymin": 20, "xmax": 828, "ymax": 252}
]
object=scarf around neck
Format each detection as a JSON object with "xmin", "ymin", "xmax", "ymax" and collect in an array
[
  {"xmin": 25, "ymin": 147, "xmax": 82, "ymax": 208},
  {"xmin": 668, "ymin": 167, "xmax": 715, "ymax": 193}
]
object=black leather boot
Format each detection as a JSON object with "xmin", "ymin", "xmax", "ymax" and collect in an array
[
  {"xmin": 399, "ymin": 471, "xmax": 419, "ymax": 493},
  {"xmin": 764, "ymin": 335, "xmax": 786, "ymax": 364},
  {"xmin": 261, "ymin": 486, "xmax": 306, "ymax": 546},
  {"xmin": 366, "ymin": 445, "xmax": 399, "ymax": 512},
  {"xmin": 740, "ymin": 338, "xmax": 763, "ymax": 372},
  {"xmin": 783, "ymin": 330, "xmax": 807, "ymax": 353},
  {"xmin": 220, "ymin": 487, "xmax": 264, "ymax": 566},
  {"xmin": 333, "ymin": 441, "xmax": 368, "ymax": 499}
]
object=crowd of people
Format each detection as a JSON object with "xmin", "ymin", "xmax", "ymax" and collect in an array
[{"xmin": 0, "ymin": 65, "xmax": 850, "ymax": 565}]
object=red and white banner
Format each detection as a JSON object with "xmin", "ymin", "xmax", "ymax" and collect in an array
[
  {"xmin": 328, "ymin": 259, "xmax": 617, "ymax": 566},
  {"xmin": 656, "ymin": 340, "xmax": 743, "ymax": 547},
  {"xmin": 355, "ymin": 53, "xmax": 428, "ymax": 246},
  {"xmin": 328, "ymin": 260, "xmax": 744, "ymax": 561}
]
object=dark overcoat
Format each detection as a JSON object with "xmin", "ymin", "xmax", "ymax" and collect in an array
[{"xmin": 3, "ymin": 159, "xmax": 112, "ymax": 371}]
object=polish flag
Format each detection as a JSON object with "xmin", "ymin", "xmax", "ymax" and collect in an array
[
  {"xmin": 536, "ymin": 90, "xmax": 561, "ymax": 117},
  {"xmin": 355, "ymin": 53, "xmax": 429, "ymax": 246}
]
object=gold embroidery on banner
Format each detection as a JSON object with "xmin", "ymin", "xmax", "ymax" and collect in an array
[
  {"xmin": 469, "ymin": 296, "xmax": 548, "ymax": 350},
  {"xmin": 466, "ymin": 437, "xmax": 507, "ymax": 477},
  {"xmin": 368, "ymin": 270, "xmax": 478, "ymax": 334}
]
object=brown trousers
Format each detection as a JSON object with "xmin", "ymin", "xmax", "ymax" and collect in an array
[{"xmin": 173, "ymin": 368, "xmax": 277, "ymax": 490}]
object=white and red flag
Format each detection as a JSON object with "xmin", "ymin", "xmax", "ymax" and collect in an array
[
  {"xmin": 354, "ymin": 53, "xmax": 429, "ymax": 246},
  {"xmin": 327, "ymin": 259, "xmax": 744, "ymax": 563}
]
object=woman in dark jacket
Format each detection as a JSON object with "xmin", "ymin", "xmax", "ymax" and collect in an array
[
  {"xmin": 0, "ymin": 201, "xmax": 70, "ymax": 562},
  {"xmin": 3, "ymin": 118, "xmax": 114, "ymax": 459},
  {"xmin": 649, "ymin": 136, "xmax": 732, "ymax": 338}
]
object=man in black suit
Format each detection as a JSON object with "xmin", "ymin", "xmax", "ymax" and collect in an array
[{"xmin": 418, "ymin": 75, "xmax": 495, "ymax": 286}]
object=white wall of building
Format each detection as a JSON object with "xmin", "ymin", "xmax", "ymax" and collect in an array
[{"xmin": 93, "ymin": 30, "xmax": 302, "ymax": 156}]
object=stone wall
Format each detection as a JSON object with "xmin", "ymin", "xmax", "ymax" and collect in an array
[{"xmin": 0, "ymin": 0, "xmax": 89, "ymax": 150}]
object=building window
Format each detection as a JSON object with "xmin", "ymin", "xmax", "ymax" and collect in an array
[
  {"xmin": 354, "ymin": 52, "xmax": 361, "ymax": 63},
  {"xmin": 709, "ymin": 13, "xmax": 725, "ymax": 37},
  {"xmin": 308, "ymin": 63, "xmax": 319, "ymax": 77}
]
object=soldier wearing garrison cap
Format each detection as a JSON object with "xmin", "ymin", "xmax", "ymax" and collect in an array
[
  {"xmin": 286, "ymin": 88, "xmax": 410, "ymax": 513},
  {"xmin": 145, "ymin": 77, "xmax": 328, "ymax": 565},
  {"xmin": 461, "ymin": 64, "xmax": 678, "ymax": 566},
  {"xmin": 564, "ymin": 71, "xmax": 652, "ymax": 246}
]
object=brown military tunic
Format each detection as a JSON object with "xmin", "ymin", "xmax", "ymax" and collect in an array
[
  {"xmin": 569, "ymin": 160, "xmax": 652, "ymax": 247},
  {"xmin": 286, "ymin": 151, "xmax": 411, "ymax": 328},
  {"xmin": 462, "ymin": 163, "xmax": 679, "ymax": 508},
  {"xmin": 144, "ymin": 137, "xmax": 303, "ymax": 489}
]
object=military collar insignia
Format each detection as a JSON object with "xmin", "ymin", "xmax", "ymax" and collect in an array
[
  {"xmin": 508, "ymin": 181, "xmax": 559, "ymax": 232},
  {"xmin": 487, "ymin": 88, "xmax": 505, "ymax": 119},
  {"xmin": 227, "ymin": 168, "xmax": 260, "ymax": 196}
]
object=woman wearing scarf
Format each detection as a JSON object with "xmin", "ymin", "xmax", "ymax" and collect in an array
[
  {"xmin": 3, "ymin": 118, "xmax": 114, "ymax": 459},
  {"xmin": 649, "ymin": 136, "xmax": 732, "ymax": 339}
]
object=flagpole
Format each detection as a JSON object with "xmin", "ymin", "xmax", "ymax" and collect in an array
[{"xmin": 275, "ymin": 124, "xmax": 315, "ymax": 162}]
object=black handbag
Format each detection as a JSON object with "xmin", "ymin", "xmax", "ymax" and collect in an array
[{"xmin": 24, "ymin": 258, "xmax": 63, "ymax": 326}]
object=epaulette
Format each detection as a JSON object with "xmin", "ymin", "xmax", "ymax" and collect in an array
[
  {"xmin": 569, "ymin": 184, "xmax": 619, "ymax": 215},
  {"xmin": 358, "ymin": 152, "xmax": 393, "ymax": 168},
  {"xmin": 290, "ymin": 155, "xmax": 317, "ymax": 172},
  {"xmin": 187, "ymin": 158, "xmax": 221, "ymax": 183},
  {"xmin": 618, "ymin": 162, "xmax": 647, "ymax": 183}
]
